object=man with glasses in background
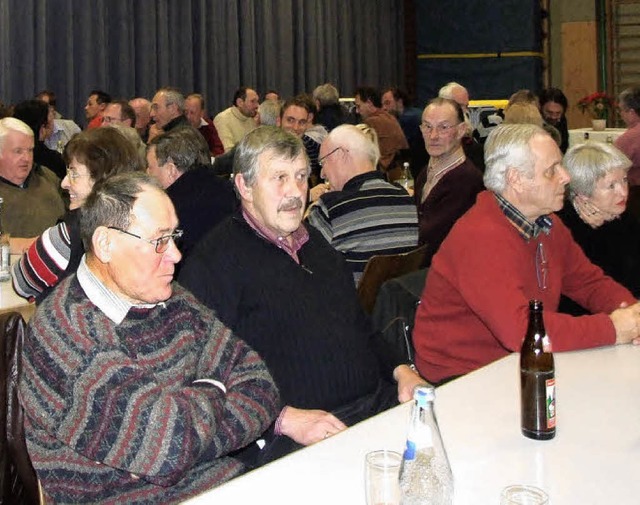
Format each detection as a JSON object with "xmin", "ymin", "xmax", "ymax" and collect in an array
[
  {"xmin": 412, "ymin": 123, "xmax": 640, "ymax": 386},
  {"xmin": 20, "ymin": 172, "xmax": 279, "ymax": 504},
  {"xmin": 415, "ymin": 97, "xmax": 483, "ymax": 266}
]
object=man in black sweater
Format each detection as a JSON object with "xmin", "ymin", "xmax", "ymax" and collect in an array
[
  {"xmin": 179, "ymin": 126, "xmax": 426, "ymax": 466},
  {"xmin": 146, "ymin": 126, "xmax": 237, "ymax": 263}
]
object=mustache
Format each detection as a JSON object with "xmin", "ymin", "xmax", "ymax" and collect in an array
[{"xmin": 278, "ymin": 198, "xmax": 303, "ymax": 212}]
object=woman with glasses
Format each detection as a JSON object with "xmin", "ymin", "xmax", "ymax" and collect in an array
[
  {"xmin": 12, "ymin": 127, "xmax": 143, "ymax": 302},
  {"xmin": 558, "ymin": 141, "xmax": 640, "ymax": 315}
]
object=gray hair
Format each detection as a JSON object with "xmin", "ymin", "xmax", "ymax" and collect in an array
[
  {"xmin": 619, "ymin": 86, "xmax": 640, "ymax": 115},
  {"xmin": 312, "ymin": 83, "xmax": 340, "ymax": 107},
  {"xmin": 157, "ymin": 87, "xmax": 185, "ymax": 113},
  {"xmin": 438, "ymin": 82, "xmax": 467, "ymax": 100},
  {"xmin": 258, "ymin": 100, "xmax": 281, "ymax": 126},
  {"xmin": 80, "ymin": 172, "xmax": 164, "ymax": 252},
  {"xmin": 0, "ymin": 117, "xmax": 34, "ymax": 155},
  {"xmin": 564, "ymin": 141, "xmax": 631, "ymax": 197},
  {"xmin": 484, "ymin": 124, "xmax": 548, "ymax": 193},
  {"xmin": 234, "ymin": 126, "xmax": 309, "ymax": 195},
  {"xmin": 148, "ymin": 126, "xmax": 209, "ymax": 173},
  {"xmin": 330, "ymin": 124, "xmax": 380, "ymax": 168}
]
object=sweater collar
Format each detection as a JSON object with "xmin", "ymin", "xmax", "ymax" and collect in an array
[{"xmin": 342, "ymin": 170, "xmax": 384, "ymax": 192}]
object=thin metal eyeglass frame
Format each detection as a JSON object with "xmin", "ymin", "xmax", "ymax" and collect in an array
[
  {"xmin": 107, "ymin": 226, "xmax": 183, "ymax": 254},
  {"xmin": 318, "ymin": 146, "xmax": 344, "ymax": 168}
]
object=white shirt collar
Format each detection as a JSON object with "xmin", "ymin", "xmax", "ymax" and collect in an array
[{"xmin": 77, "ymin": 255, "xmax": 163, "ymax": 324}]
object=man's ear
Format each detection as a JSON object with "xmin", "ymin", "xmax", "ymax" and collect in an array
[
  {"xmin": 506, "ymin": 167, "xmax": 524, "ymax": 194},
  {"xmin": 165, "ymin": 161, "xmax": 181, "ymax": 184},
  {"xmin": 92, "ymin": 226, "xmax": 113, "ymax": 264},
  {"xmin": 235, "ymin": 173, "xmax": 253, "ymax": 202}
]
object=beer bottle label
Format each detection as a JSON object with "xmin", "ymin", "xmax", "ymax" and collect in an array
[{"xmin": 546, "ymin": 378, "xmax": 556, "ymax": 429}]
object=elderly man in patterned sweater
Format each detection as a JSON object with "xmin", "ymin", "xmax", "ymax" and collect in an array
[{"xmin": 20, "ymin": 172, "xmax": 280, "ymax": 504}]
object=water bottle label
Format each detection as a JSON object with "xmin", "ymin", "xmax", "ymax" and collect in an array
[
  {"xmin": 546, "ymin": 378, "xmax": 556, "ymax": 428},
  {"xmin": 403, "ymin": 440, "xmax": 417, "ymax": 460}
]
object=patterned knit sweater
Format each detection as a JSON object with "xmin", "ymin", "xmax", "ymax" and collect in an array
[{"xmin": 20, "ymin": 277, "xmax": 280, "ymax": 504}]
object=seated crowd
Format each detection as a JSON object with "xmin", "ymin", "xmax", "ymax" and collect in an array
[{"xmin": 1, "ymin": 81, "xmax": 640, "ymax": 503}]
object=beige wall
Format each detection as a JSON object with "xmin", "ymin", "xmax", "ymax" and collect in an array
[{"xmin": 549, "ymin": 0, "xmax": 598, "ymax": 128}]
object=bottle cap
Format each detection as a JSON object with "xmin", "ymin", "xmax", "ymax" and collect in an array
[{"xmin": 414, "ymin": 385, "xmax": 435, "ymax": 405}]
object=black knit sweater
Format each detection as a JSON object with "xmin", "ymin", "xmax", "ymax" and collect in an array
[{"xmin": 179, "ymin": 214, "xmax": 402, "ymax": 412}]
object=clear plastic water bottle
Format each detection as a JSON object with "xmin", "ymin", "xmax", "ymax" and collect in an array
[
  {"xmin": 0, "ymin": 197, "xmax": 10, "ymax": 282},
  {"xmin": 399, "ymin": 385, "xmax": 453, "ymax": 505}
]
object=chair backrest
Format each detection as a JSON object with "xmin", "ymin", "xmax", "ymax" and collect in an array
[
  {"xmin": 0, "ymin": 311, "xmax": 40, "ymax": 505},
  {"xmin": 357, "ymin": 244, "xmax": 428, "ymax": 314}
]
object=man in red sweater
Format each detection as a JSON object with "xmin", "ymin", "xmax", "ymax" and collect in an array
[{"xmin": 413, "ymin": 123, "xmax": 640, "ymax": 385}]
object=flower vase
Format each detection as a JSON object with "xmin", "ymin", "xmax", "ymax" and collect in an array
[{"xmin": 592, "ymin": 119, "xmax": 606, "ymax": 131}]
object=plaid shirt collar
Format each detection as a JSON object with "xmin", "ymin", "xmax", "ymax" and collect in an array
[{"xmin": 494, "ymin": 192, "xmax": 553, "ymax": 241}]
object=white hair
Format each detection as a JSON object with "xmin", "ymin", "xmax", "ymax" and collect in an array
[
  {"xmin": 328, "ymin": 124, "xmax": 380, "ymax": 168},
  {"xmin": 0, "ymin": 117, "xmax": 34, "ymax": 155},
  {"xmin": 438, "ymin": 82, "xmax": 467, "ymax": 100},
  {"xmin": 483, "ymin": 124, "xmax": 548, "ymax": 193}
]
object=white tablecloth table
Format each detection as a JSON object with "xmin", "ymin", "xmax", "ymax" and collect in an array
[
  {"xmin": 568, "ymin": 127, "xmax": 626, "ymax": 148},
  {"xmin": 183, "ymin": 345, "xmax": 640, "ymax": 504},
  {"xmin": 0, "ymin": 255, "xmax": 34, "ymax": 321}
]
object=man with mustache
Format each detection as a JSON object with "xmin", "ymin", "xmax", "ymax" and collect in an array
[
  {"xmin": 412, "ymin": 124, "xmax": 640, "ymax": 386},
  {"xmin": 179, "ymin": 126, "xmax": 426, "ymax": 466}
]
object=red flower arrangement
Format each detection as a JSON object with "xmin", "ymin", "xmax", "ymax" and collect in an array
[{"xmin": 577, "ymin": 92, "xmax": 615, "ymax": 120}]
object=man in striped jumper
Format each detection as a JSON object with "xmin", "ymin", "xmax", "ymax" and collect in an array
[
  {"xmin": 19, "ymin": 172, "xmax": 280, "ymax": 504},
  {"xmin": 307, "ymin": 124, "xmax": 419, "ymax": 284}
]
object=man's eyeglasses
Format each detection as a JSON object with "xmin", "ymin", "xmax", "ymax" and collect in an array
[
  {"xmin": 419, "ymin": 122, "xmax": 460, "ymax": 135},
  {"xmin": 536, "ymin": 242, "xmax": 548, "ymax": 291},
  {"xmin": 108, "ymin": 227, "xmax": 183, "ymax": 254},
  {"xmin": 318, "ymin": 146, "xmax": 346, "ymax": 168}
]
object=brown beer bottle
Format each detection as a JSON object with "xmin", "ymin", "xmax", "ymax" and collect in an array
[{"xmin": 520, "ymin": 300, "xmax": 556, "ymax": 440}]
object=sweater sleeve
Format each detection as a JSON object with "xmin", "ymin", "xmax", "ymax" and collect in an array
[
  {"xmin": 453, "ymin": 222, "xmax": 629, "ymax": 353},
  {"xmin": 306, "ymin": 201, "xmax": 335, "ymax": 244},
  {"xmin": 11, "ymin": 221, "xmax": 71, "ymax": 299},
  {"xmin": 21, "ymin": 303, "xmax": 279, "ymax": 488}
]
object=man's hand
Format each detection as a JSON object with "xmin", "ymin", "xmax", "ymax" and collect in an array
[
  {"xmin": 309, "ymin": 182, "xmax": 331, "ymax": 203},
  {"xmin": 610, "ymin": 301, "xmax": 640, "ymax": 345},
  {"xmin": 393, "ymin": 364, "xmax": 429, "ymax": 403},
  {"xmin": 279, "ymin": 406, "xmax": 347, "ymax": 446}
]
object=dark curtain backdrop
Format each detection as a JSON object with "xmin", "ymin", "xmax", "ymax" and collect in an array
[{"xmin": 0, "ymin": 0, "xmax": 405, "ymax": 126}]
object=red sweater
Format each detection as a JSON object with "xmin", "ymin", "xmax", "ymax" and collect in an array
[{"xmin": 413, "ymin": 191, "xmax": 635, "ymax": 383}]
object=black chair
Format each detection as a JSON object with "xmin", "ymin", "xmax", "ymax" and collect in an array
[
  {"xmin": 371, "ymin": 268, "xmax": 429, "ymax": 366},
  {"xmin": 0, "ymin": 312, "xmax": 42, "ymax": 505}
]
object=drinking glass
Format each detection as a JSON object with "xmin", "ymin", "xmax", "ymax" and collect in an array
[
  {"xmin": 364, "ymin": 450, "xmax": 402, "ymax": 505},
  {"xmin": 501, "ymin": 484, "xmax": 549, "ymax": 505}
]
